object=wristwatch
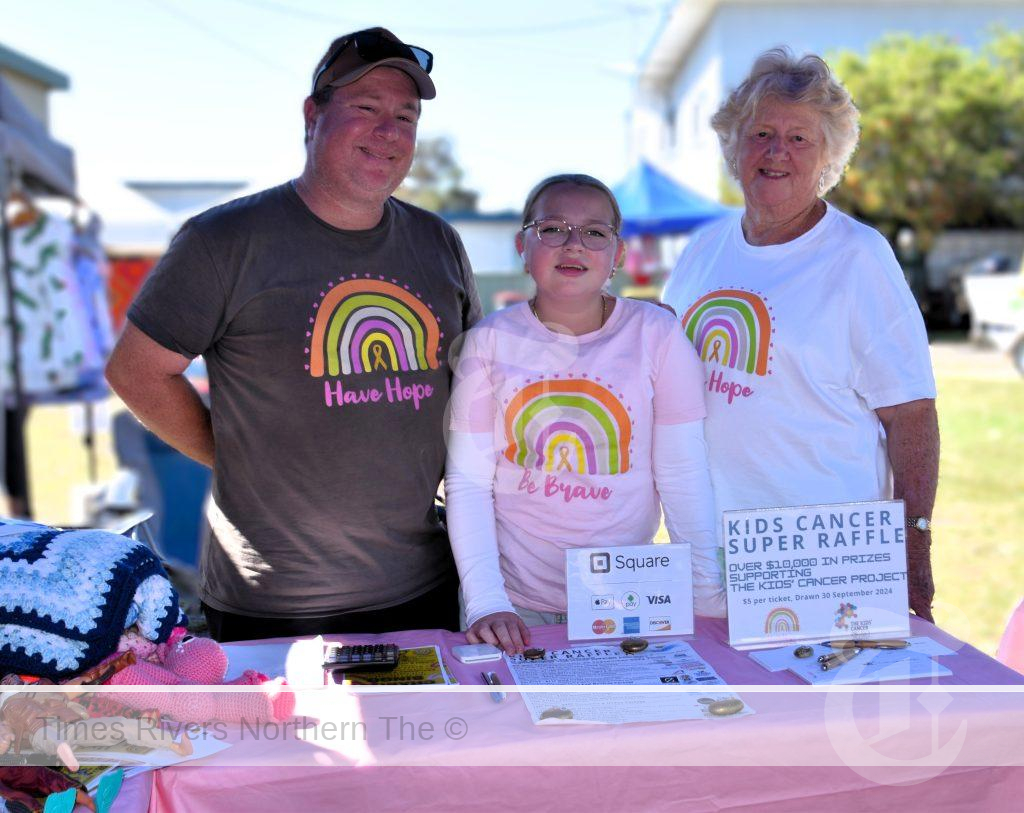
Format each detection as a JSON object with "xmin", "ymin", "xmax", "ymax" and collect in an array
[{"xmin": 908, "ymin": 516, "xmax": 932, "ymax": 533}]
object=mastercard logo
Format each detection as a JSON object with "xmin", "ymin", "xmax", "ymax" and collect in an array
[{"xmin": 592, "ymin": 618, "xmax": 617, "ymax": 635}]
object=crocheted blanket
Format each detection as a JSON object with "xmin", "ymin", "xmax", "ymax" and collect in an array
[{"xmin": 0, "ymin": 520, "xmax": 185, "ymax": 680}]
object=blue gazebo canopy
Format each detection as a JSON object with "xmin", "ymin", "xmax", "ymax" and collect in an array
[{"xmin": 613, "ymin": 161, "xmax": 729, "ymax": 238}]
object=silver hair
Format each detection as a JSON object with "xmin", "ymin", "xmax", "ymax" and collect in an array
[{"xmin": 712, "ymin": 47, "xmax": 860, "ymax": 195}]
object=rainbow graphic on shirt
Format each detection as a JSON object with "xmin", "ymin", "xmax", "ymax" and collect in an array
[
  {"xmin": 503, "ymin": 379, "xmax": 632, "ymax": 475},
  {"xmin": 764, "ymin": 607, "xmax": 800, "ymax": 634},
  {"xmin": 681, "ymin": 289, "xmax": 773, "ymax": 376},
  {"xmin": 307, "ymin": 279, "xmax": 441, "ymax": 377}
]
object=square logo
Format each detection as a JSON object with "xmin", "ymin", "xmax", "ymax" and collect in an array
[
  {"xmin": 624, "ymin": 616, "xmax": 640, "ymax": 634},
  {"xmin": 589, "ymin": 552, "xmax": 611, "ymax": 574}
]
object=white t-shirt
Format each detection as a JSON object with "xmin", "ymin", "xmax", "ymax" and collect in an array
[
  {"xmin": 662, "ymin": 204, "xmax": 936, "ymax": 525},
  {"xmin": 447, "ymin": 298, "xmax": 715, "ymax": 614}
]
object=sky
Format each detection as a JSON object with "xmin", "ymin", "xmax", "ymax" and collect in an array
[{"xmin": 2, "ymin": 0, "xmax": 669, "ymax": 212}]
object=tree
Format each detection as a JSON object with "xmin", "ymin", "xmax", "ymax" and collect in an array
[
  {"xmin": 395, "ymin": 136, "xmax": 479, "ymax": 213},
  {"xmin": 827, "ymin": 32, "xmax": 1024, "ymax": 251}
]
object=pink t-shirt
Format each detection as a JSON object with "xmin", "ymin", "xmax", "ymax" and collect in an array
[{"xmin": 449, "ymin": 297, "xmax": 707, "ymax": 612}]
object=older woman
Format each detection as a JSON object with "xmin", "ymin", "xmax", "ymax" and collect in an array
[{"xmin": 663, "ymin": 48, "xmax": 939, "ymax": 621}]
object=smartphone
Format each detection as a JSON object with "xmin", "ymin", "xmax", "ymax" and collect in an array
[{"xmin": 452, "ymin": 643, "xmax": 503, "ymax": 664}]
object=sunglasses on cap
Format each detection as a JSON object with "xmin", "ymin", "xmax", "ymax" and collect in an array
[{"xmin": 312, "ymin": 31, "xmax": 433, "ymax": 95}]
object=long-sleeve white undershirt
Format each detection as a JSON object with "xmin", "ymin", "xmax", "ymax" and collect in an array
[{"xmin": 445, "ymin": 420, "xmax": 726, "ymax": 626}]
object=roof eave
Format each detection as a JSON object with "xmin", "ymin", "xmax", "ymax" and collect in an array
[
  {"xmin": 636, "ymin": 0, "xmax": 717, "ymax": 98},
  {"xmin": 0, "ymin": 43, "xmax": 70, "ymax": 91}
]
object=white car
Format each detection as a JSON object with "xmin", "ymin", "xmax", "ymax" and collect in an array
[{"xmin": 964, "ymin": 265, "xmax": 1024, "ymax": 375}]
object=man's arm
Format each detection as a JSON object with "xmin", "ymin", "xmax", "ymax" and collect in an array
[
  {"xmin": 106, "ymin": 323, "xmax": 215, "ymax": 468},
  {"xmin": 876, "ymin": 398, "xmax": 940, "ymax": 623}
]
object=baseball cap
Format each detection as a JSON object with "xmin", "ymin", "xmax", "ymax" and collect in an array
[{"xmin": 312, "ymin": 28, "xmax": 435, "ymax": 99}]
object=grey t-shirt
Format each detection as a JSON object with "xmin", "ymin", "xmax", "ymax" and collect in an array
[{"xmin": 129, "ymin": 183, "xmax": 482, "ymax": 617}]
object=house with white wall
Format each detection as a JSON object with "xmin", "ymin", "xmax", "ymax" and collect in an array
[
  {"xmin": 630, "ymin": 0, "xmax": 1024, "ymax": 202},
  {"xmin": 0, "ymin": 42, "xmax": 68, "ymax": 131}
]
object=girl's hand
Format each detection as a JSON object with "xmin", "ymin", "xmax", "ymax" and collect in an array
[{"xmin": 467, "ymin": 612, "xmax": 531, "ymax": 655}]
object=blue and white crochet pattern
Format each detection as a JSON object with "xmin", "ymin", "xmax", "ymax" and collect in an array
[{"xmin": 1, "ymin": 519, "xmax": 185, "ymax": 680}]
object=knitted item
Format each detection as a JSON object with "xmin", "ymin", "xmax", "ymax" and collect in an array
[
  {"xmin": 106, "ymin": 678, "xmax": 294, "ymax": 724},
  {"xmin": 163, "ymin": 635, "xmax": 227, "ymax": 684},
  {"xmin": 0, "ymin": 522, "xmax": 185, "ymax": 681},
  {"xmin": 107, "ymin": 632, "xmax": 295, "ymax": 722}
]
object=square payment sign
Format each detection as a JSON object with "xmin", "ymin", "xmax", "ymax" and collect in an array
[{"xmin": 565, "ymin": 543, "xmax": 693, "ymax": 641}]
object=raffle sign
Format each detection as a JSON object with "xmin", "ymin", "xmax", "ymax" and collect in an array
[
  {"xmin": 724, "ymin": 500, "xmax": 910, "ymax": 650},
  {"xmin": 566, "ymin": 544, "xmax": 694, "ymax": 641}
]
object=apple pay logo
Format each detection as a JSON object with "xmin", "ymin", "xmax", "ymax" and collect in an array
[{"xmin": 590, "ymin": 552, "xmax": 611, "ymax": 574}]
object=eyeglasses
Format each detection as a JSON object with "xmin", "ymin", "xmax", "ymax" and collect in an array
[
  {"xmin": 313, "ymin": 32, "xmax": 434, "ymax": 94},
  {"xmin": 521, "ymin": 219, "xmax": 618, "ymax": 251}
]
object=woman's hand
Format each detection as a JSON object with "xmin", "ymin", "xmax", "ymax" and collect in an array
[{"xmin": 467, "ymin": 612, "xmax": 531, "ymax": 655}]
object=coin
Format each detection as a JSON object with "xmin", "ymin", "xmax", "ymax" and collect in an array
[
  {"xmin": 707, "ymin": 698, "xmax": 745, "ymax": 717},
  {"xmin": 794, "ymin": 646, "xmax": 814, "ymax": 659},
  {"xmin": 523, "ymin": 648, "xmax": 546, "ymax": 660},
  {"xmin": 539, "ymin": 707, "xmax": 574, "ymax": 720},
  {"xmin": 697, "ymin": 697, "xmax": 717, "ymax": 705},
  {"xmin": 620, "ymin": 638, "xmax": 649, "ymax": 654}
]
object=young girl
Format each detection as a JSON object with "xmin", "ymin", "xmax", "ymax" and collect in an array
[{"xmin": 445, "ymin": 174, "xmax": 725, "ymax": 654}]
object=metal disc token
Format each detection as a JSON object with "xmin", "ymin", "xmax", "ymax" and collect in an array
[
  {"xmin": 620, "ymin": 638, "xmax": 649, "ymax": 654},
  {"xmin": 523, "ymin": 648, "xmax": 546, "ymax": 660},
  {"xmin": 697, "ymin": 697, "xmax": 717, "ymax": 705},
  {"xmin": 708, "ymin": 698, "xmax": 745, "ymax": 717},
  {"xmin": 794, "ymin": 646, "xmax": 814, "ymax": 659},
  {"xmin": 539, "ymin": 707, "xmax": 574, "ymax": 720}
]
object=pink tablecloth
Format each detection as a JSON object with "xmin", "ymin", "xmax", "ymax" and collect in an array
[{"xmin": 129, "ymin": 617, "xmax": 1023, "ymax": 812}]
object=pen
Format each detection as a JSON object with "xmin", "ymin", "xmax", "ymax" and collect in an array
[
  {"xmin": 823, "ymin": 639, "xmax": 909, "ymax": 650},
  {"xmin": 820, "ymin": 647, "xmax": 862, "ymax": 671},
  {"xmin": 481, "ymin": 671, "xmax": 506, "ymax": 703}
]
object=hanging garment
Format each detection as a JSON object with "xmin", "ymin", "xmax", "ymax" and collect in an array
[
  {"xmin": 71, "ymin": 213, "xmax": 116, "ymax": 367},
  {"xmin": 1, "ymin": 209, "xmax": 90, "ymax": 397}
]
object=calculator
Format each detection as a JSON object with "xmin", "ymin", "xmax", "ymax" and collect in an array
[{"xmin": 323, "ymin": 643, "xmax": 401, "ymax": 673}]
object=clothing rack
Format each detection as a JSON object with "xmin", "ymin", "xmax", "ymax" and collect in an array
[
  {"xmin": 0, "ymin": 159, "xmax": 32, "ymax": 515},
  {"xmin": 0, "ymin": 73, "xmax": 81, "ymax": 517}
]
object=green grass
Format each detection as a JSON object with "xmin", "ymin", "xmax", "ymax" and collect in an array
[
  {"xmin": 932, "ymin": 375, "xmax": 1024, "ymax": 655},
  {"xmin": 20, "ymin": 345, "xmax": 1024, "ymax": 658}
]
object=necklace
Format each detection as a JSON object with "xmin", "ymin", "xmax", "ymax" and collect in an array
[{"xmin": 530, "ymin": 294, "xmax": 609, "ymax": 333}]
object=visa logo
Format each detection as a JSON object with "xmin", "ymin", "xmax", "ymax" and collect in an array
[{"xmin": 647, "ymin": 595, "xmax": 671, "ymax": 605}]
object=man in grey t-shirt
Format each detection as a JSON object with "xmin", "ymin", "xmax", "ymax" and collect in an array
[{"xmin": 106, "ymin": 28, "xmax": 481, "ymax": 642}]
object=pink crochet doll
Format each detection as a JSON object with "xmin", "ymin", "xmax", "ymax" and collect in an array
[{"xmin": 103, "ymin": 628, "xmax": 294, "ymax": 724}]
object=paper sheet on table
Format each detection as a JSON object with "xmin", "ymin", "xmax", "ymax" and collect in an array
[
  {"xmin": 506, "ymin": 641, "xmax": 751, "ymax": 724},
  {"xmin": 223, "ymin": 642, "xmax": 291, "ymax": 682},
  {"xmin": 72, "ymin": 731, "xmax": 230, "ymax": 766},
  {"xmin": 750, "ymin": 637, "xmax": 956, "ymax": 673},
  {"xmin": 787, "ymin": 647, "xmax": 953, "ymax": 685}
]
